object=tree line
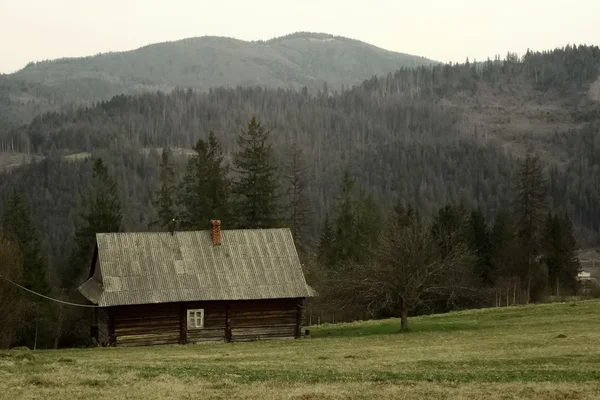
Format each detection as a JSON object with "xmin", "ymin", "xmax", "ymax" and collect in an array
[
  {"xmin": 308, "ymin": 154, "xmax": 581, "ymax": 330},
  {"xmin": 1, "ymin": 44, "xmax": 598, "ymax": 345},
  {"xmin": 0, "ymin": 116, "xmax": 310, "ymax": 348},
  {"xmin": 0, "ymin": 116, "xmax": 582, "ymax": 345}
]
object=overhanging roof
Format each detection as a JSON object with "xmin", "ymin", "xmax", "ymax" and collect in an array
[{"xmin": 78, "ymin": 229, "xmax": 314, "ymax": 307}]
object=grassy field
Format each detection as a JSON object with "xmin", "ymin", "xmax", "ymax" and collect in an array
[{"xmin": 1, "ymin": 301, "xmax": 600, "ymax": 399}]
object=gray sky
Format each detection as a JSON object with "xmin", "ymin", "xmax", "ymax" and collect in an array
[{"xmin": 1, "ymin": 0, "xmax": 599, "ymax": 74}]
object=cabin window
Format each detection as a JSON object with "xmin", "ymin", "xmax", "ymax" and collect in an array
[{"xmin": 187, "ymin": 309, "xmax": 204, "ymax": 329}]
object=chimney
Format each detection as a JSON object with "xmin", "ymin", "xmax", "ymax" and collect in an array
[{"xmin": 210, "ymin": 220, "xmax": 222, "ymax": 245}]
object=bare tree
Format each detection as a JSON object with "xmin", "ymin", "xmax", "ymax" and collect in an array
[
  {"xmin": 330, "ymin": 219, "xmax": 477, "ymax": 331},
  {"xmin": 0, "ymin": 237, "xmax": 26, "ymax": 348}
]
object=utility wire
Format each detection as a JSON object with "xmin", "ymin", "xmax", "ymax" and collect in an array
[{"xmin": 0, "ymin": 274, "xmax": 102, "ymax": 308}]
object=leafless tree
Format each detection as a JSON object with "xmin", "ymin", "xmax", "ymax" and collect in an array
[{"xmin": 329, "ymin": 219, "xmax": 478, "ymax": 331}]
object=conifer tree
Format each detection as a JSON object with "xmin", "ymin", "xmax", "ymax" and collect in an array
[
  {"xmin": 558, "ymin": 213, "xmax": 580, "ymax": 294},
  {"xmin": 393, "ymin": 200, "xmax": 417, "ymax": 228},
  {"xmin": 332, "ymin": 171, "xmax": 358, "ymax": 264},
  {"xmin": 431, "ymin": 203, "xmax": 468, "ymax": 259},
  {"xmin": 1, "ymin": 190, "xmax": 49, "ymax": 295},
  {"xmin": 153, "ymin": 147, "xmax": 177, "ymax": 229},
  {"xmin": 232, "ymin": 117, "xmax": 280, "ymax": 228},
  {"xmin": 543, "ymin": 212, "xmax": 580, "ymax": 295},
  {"xmin": 0, "ymin": 236, "xmax": 26, "ymax": 348},
  {"xmin": 489, "ymin": 209, "xmax": 516, "ymax": 283},
  {"xmin": 282, "ymin": 143, "xmax": 310, "ymax": 252},
  {"xmin": 180, "ymin": 132, "xmax": 231, "ymax": 229},
  {"xmin": 514, "ymin": 153, "xmax": 547, "ymax": 303},
  {"xmin": 66, "ymin": 158, "xmax": 122, "ymax": 286},
  {"xmin": 317, "ymin": 213, "xmax": 335, "ymax": 267},
  {"xmin": 466, "ymin": 207, "xmax": 492, "ymax": 284}
]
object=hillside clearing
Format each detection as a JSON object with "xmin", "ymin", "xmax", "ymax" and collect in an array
[{"xmin": 1, "ymin": 300, "xmax": 599, "ymax": 399}]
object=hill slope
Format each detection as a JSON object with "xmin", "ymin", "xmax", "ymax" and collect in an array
[
  {"xmin": 2, "ymin": 301, "xmax": 600, "ymax": 399},
  {"xmin": 1, "ymin": 45, "xmax": 599, "ymax": 273},
  {"xmin": 9, "ymin": 32, "xmax": 433, "ymax": 102}
]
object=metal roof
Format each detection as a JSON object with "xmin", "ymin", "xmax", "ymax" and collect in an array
[{"xmin": 78, "ymin": 229, "xmax": 314, "ymax": 307}]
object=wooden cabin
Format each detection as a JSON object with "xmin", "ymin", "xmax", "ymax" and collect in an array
[{"xmin": 78, "ymin": 221, "xmax": 316, "ymax": 347}]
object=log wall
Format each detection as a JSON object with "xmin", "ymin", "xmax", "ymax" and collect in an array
[
  {"xmin": 109, "ymin": 298, "xmax": 304, "ymax": 347},
  {"xmin": 113, "ymin": 303, "xmax": 180, "ymax": 347},
  {"xmin": 97, "ymin": 307, "xmax": 111, "ymax": 346},
  {"xmin": 229, "ymin": 299, "xmax": 301, "ymax": 342},
  {"xmin": 184, "ymin": 301, "xmax": 227, "ymax": 344}
]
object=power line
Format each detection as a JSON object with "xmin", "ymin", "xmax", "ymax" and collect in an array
[{"xmin": 0, "ymin": 274, "xmax": 102, "ymax": 308}]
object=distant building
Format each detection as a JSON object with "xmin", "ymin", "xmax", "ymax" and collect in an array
[
  {"xmin": 578, "ymin": 270, "xmax": 592, "ymax": 281},
  {"xmin": 79, "ymin": 221, "xmax": 316, "ymax": 347}
]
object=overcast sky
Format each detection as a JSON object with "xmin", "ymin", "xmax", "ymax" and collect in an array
[{"xmin": 1, "ymin": 0, "xmax": 599, "ymax": 74}]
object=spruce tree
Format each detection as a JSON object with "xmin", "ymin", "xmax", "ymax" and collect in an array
[
  {"xmin": 153, "ymin": 147, "xmax": 177, "ymax": 229},
  {"xmin": 543, "ymin": 212, "xmax": 580, "ymax": 295},
  {"xmin": 232, "ymin": 117, "xmax": 280, "ymax": 229},
  {"xmin": 180, "ymin": 132, "xmax": 231, "ymax": 230},
  {"xmin": 514, "ymin": 153, "xmax": 547, "ymax": 303},
  {"xmin": 466, "ymin": 207, "xmax": 492, "ymax": 284},
  {"xmin": 489, "ymin": 209, "xmax": 516, "ymax": 282},
  {"xmin": 66, "ymin": 158, "xmax": 122, "ymax": 286},
  {"xmin": 393, "ymin": 199, "xmax": 416, "ymax": 228},
  {"xmin": 432, "ymin": 203, "xmax": 468, "ymax": 259},
  {"xmin": 332, "ymin": 171, "xmax": 358, "ymax": 264},
  {"xmin": 558, "ymin": 213, "xmax": 580, "ymax": 294},
  {"xmin": 282, "ymin": 143, "xmax": 310, "ymax": 252},
  {"xmin": 1, "ymin": 190, "xmax": 49, "ymax": 295},
  {"xmin": 317, "ymin": 213, "xmax": 335, "ymax": 267}
]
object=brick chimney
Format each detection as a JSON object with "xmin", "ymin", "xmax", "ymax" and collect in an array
[{"xmin": 210, "ymin": 220, "xmax": 222, "ymax": 245}]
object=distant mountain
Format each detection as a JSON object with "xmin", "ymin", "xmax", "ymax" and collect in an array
[{"xmin": 9, "ymin": 32, "xmax": 434, "ymax": 103}]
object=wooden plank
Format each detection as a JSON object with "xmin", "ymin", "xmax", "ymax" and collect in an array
[
  {"xmin": 295, "ymin": 299, "xmax": 302, "ymax": 338},
  {"xmin": 225, "ymin": 302, "xmax": 231, "ymax": 343},
  {"xmin": 117, "ymin": 339, "xmax": 180, "ymax": 347},
  {"xmin": 109, "ymin": 308, "xmax": 116, "ymax": 346},
  {"xmin": 179, "ymin": 302, "xmax": 186, "ymax": 345}
]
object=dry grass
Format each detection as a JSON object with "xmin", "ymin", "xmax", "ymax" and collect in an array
[{"xmin": 1, "ymin": 300, "xmax": 600, "ymax": 399}]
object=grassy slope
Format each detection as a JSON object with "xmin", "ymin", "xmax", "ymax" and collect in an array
[
  {"xmin": 2, "ymin": 301, "xmax": 600, "ymax": 399},
  {"xmin": 10, "ymin": 33, "xmax": 433, "ymax": 100}
]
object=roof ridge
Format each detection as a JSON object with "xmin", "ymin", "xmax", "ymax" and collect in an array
[{"xmin": 96, "ymin": 227, "xmax": 291, "ymax": 236}]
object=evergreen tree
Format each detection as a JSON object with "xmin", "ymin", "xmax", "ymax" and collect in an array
[
  {"xmin": 317, "ymin": 213, "xmax": 335, "ymax": 267},
  {"xmin": 393, "ymin": 199, "xmax": 417, "ymax": 227},
  {"xmin": 489, "ymin": 208, "xmax": 516, "ymax": 283},
  {"xmin": 152, "ymin": 147, "xmax": 177, "ymax": 229},
  {"xmin": 282, "ymin": 143, "xmax": 310, "ymax": 252},
  {"xmin": 1, "ymin": 190, "xmax": 49, "ymax": 295},
  {"xmin": 1, "ymin": 191, "xmax": 50, "ymax": 349},
  {"xmin": 543, "ymin": 212, "xmax": 580, "ymax": 295},
  {"xmin": 514, "ymin": 153, "xmax": 547, "ymax": 303},
  {"xmin": 332, "ymin": 171, "xmax": 358, "ymax": 265},
  {"xmin": 232, "ymin": 117, "xmax": 280, "ymax": 229},
  {"xmin": 66, "ymin": 158, "xmax": 122, "ymax": 286},
  {"xmin": 558, "ymin": 213, "xmax": 580, "ymax": 294},
  {"xmin": 466, "ymin": 207, "xmax": 492, "ymax": 284},
  {"xmin": 0, "ymin": 236, "xmax": 26, "ymax": 348},
  {"xmin": 354, "ymin": 192, "xmax": 384, "ymax": 261},
  {"xmin": 329, "ymin": 171, "xmax": 381, "ymax": 267},
  {"xmin": 431, "ymin": 203, "xmax": 468, "ymax": 259},
  {"xmin": 180, "ymin": 132, "xmax": 231, "ymax": 230}
]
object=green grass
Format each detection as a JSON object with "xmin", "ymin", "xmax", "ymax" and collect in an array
[{"xmin": 1, "ymin": 301, "xmax": 600, "ymax": 399}]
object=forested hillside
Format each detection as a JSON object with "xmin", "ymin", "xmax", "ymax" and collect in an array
[
  {"xmin": 0, "ymin": 32, "xmax": 432, "ymax": 129},
  {"xmin": 1, "ymin": 46, "xmax": 599, "ymax": 267},
  {"xmin": 0, "ymin": 43, "xmax": 599, "ymax": 349}
]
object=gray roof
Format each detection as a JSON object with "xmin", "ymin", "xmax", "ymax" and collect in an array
[{"xmin": 78, "ymin": 229, "xmax": 314, "ymax": 307}]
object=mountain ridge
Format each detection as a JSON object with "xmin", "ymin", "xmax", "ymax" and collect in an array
[
  {"xmin": 10, "ymin": 32, "xmax": 434, "ymax": 95},
  {"xmin": 0, "ymin": 32, "xmax": 434, "ymax": 129}
]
